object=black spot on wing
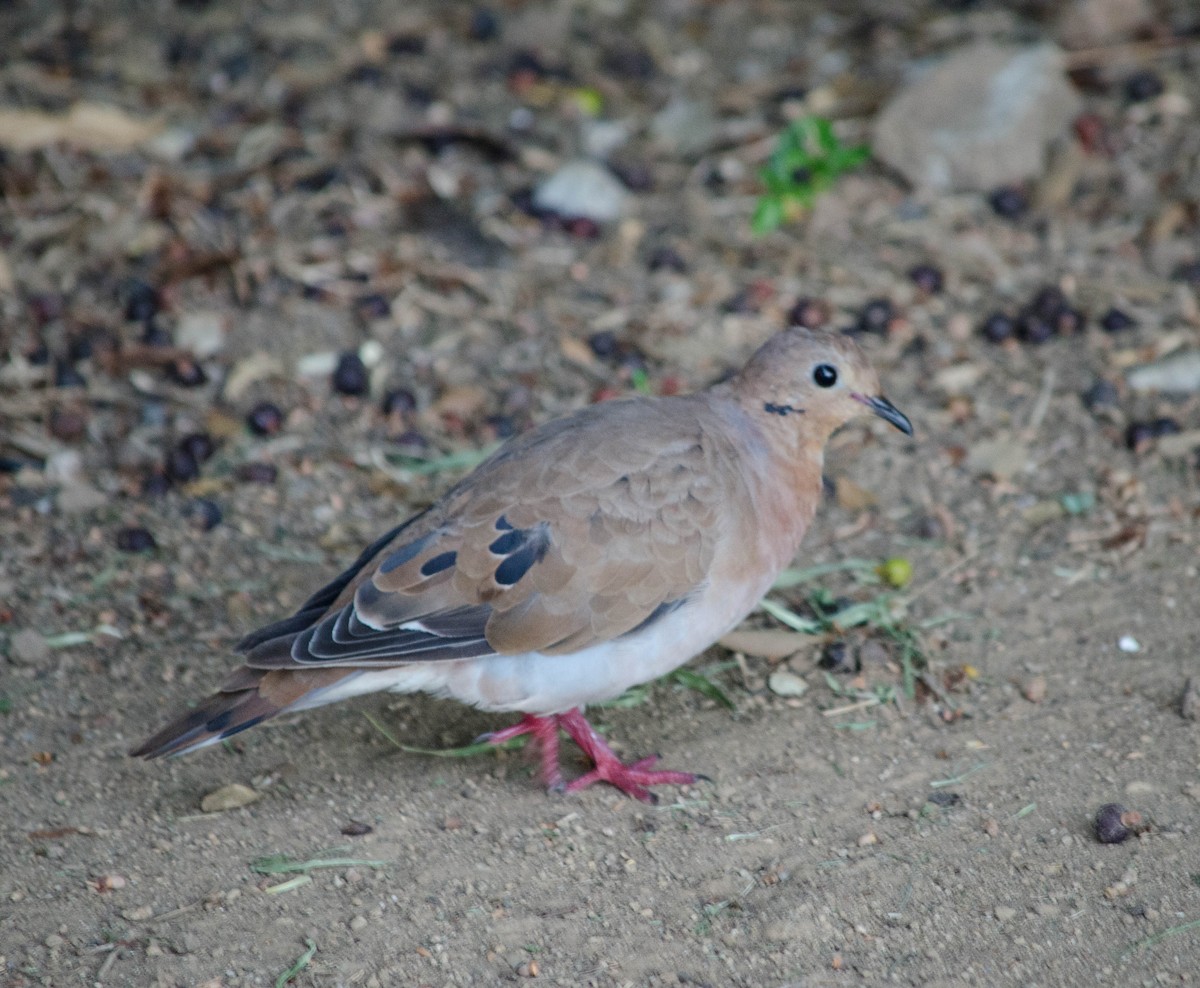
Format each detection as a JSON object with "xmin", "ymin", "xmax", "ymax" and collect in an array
[
  {"xmin": 488, "ymin": 530, "xmax": 524, "ymax": 555},
  {"xmin": 488, "ymin": 521, "xmax": 551, "ymax": 587},
  {"xmin": 419, "ymin": 551, "xmax": 457, "ymax": 577},
  {"xmin": 236, "ymin": 517, "xmax": 415, "ymax": 652},
  {"xmin": 378, "ymin": 530, "xmax": 437, "ymax": 574}
]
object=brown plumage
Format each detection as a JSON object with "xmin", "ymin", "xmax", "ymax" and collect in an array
[{"xmin": 131, "ymin": 328, "xmax": 912, "ymax": 800}]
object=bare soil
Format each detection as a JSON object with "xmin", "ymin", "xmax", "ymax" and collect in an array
[{"xmin": 2, "ymin": 1, "xmax": 1199, "ymax": 986}]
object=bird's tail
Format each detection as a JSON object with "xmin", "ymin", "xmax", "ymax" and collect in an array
[{"xmin": 129, "ymin": 666, "xmax": 356, "ymax": 758}]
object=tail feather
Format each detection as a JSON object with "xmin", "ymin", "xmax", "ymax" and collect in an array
[{"xmin": 130, "ymin": 667, "xmax": 356, "ymax": 758}]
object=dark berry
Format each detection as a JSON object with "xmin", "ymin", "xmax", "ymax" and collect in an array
[
  {"xmin": 184, "ymin": 498, "xmax": 222, "ymax": 532},
  {"xmin": 988, "ymin": 185, "xmax": 1028, "ymax": 219},
  {"xmin": 646, "ymin": 246, "xmax": 686, "ymax": 273},
  {"xmin": 909, "ymin": 264, "xmax": 944, "ymax": 294},
  {"xmin": 392, "ymin": 430, "xmax": 430, "ymax": 453},
  {"xmin": 48, "ymin": 407, "xmax": 87, "ymax": 442},
  {"xmin": 587, "ymin": 331, "xmax": 620, "ymax": 360},
  {"xmin": 178, "ymin": 432, "xmax": 216, "ymax": 463},
  {"xmin": 980, "ymin": 312, "xmax": 1015, "ymax": 343},
  {"xmin": 787, "ymin": 297, "xmax": 829, "ymax": 329},
  {"xmin": 1100, "ymin": 308, "xmax": 1136, "ymax": 332},
  {"xmin": 1124, "ymin": 70, "xmax": 1164, "ymax": 103},
  {"xmin": 167, "ymin": 358, "xmax": 207, "ymax": 387},
  {"xmin": 856, "ymin": 298, "xmax": 894, "ymax": 334},
  {"xmin": 28, "ymin": 293, "xmax": 65, "ymax": 327},
  {"xmin": 123, "ymin": 279, "xmax": 159, "ymax": 323},
  {"xmin": 818, "ymin": 640, "xmax": 858, "ymax": 673},
  {"xmin": 141, "ymin": 471, "xmax": 171, "ymax": 497},
  {"xmin": 1173, "ymin": 261, "xmax": 1200, "ymax": 285},
  {"xmin": 332, "ymin": 351, "xmax": 369, "ymax": 396},
  {"xmin": 247, "ymin": 401, "xmax": 285, "ymax": 436},
  {"xmin": 116, "ymin": 527, "xmax": 157, "ymax": 553},
  {"xmin": 564, "ymin": 217, "xmax": 600, "ymax": 239},
  {"xmin": 54, "ymin": 361, "xmax": 86, "ymax": 388},
  {"xmin": 355, "ymin": 293, "xmax": 391, "ymax": 320},
  {"xmin": 1029, "ymin": 285, "xmax": 1067, "ymax": 320},
  {"xmin": 608, "ymin": 159, "xmax": 655, "ymax": 192},
  {"xmin": 1081, "ymin": 379, "xmax": 1119, "ymax": 411},
  {"xmin": 1125, "ymin": 421, "xmax": 1157, "ymax": 451},
  {"xmin": 468, "ymin": 7, "xmax": 500, "ymax": 41},
  {"xmin": 236, "ymin": 462, "xmax": 278, "ymax": 484},
  {"xmin": 67, "ymin": 333, "xmax": 93, "ymax": 362},
  {"xmin": 381, "ymin": 389, "xmax": 417, "ymax": 417},
  {"xmin": 1016, "ymin": 313, "xmax": 1055, "ymax": 344},
  {"xmin": 164, "ymin": 447, "xmax": 199, "ymax": 484},
  {"xmin": 484, "ymin": 414, "xmax": 517, "ymax": 439},
  {"xmin": 1094, "ymin": 802, "xmax": 1142, "ymax": 843},
  {"xmin": 141, "ymin": 320, "xmax": 173, "ymax": 348},
  {"xmin": 1150, "ymin": 416, "xmax": 1181, "ymax": 438}
]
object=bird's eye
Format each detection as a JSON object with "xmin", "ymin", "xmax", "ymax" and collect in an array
[{"xmin": 813, "ymin": 363, "xmax": 838, "ymax": 388}]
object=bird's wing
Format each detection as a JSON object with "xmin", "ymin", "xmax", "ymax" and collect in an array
[{"xmin": 243, "ymin": 397, "xmax": 741, "ymax": 669}]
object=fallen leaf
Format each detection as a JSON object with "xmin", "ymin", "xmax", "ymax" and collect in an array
[{"xmin": 0, "ymin": 102, "xmax": 162, "ymax": 152}]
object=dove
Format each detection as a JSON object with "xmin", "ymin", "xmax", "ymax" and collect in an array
[{"xmin": 131, "ymin": 328, "xmax": 912, "ymax": 801}]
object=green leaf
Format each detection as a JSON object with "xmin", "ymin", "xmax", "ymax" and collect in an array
[{"xmin": 671, "ymin": 668, "xmax": 736, "ymax": 711}]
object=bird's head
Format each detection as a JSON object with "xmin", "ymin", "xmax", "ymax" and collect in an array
[{"xmin": 734, "ymin": 328, "xmax": 913, "ymax": 442}]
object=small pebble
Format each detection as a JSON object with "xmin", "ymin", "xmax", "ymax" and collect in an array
[
  {"xmin": 116, "ymin": 527, "xmax": 157, "ymax": 553},
  {"xmin": 10, "ymin": 628, "xmax": 50, "ymax": 666},
  {"xmin": 247, "ymin": 401, "xmax": 285, "ymax": 436},
  {"xmin": 994, "ymin": 906, "xmax": 1017, "ymax": 922},
  {"xmin": 341, "ymin": 820, "xmax": 374, "ymax": 836},
  {"xmin": 141, "ymin": 321, "xmax": 173, "ymax": 348},
  {"xmin": 332, "ymin": 352, "xmax": 369, "ymax": 396},
  {"xmin": 349, "ymin": 915, "xmax": 368, "ymax": 932},
  {"xmin": 1118, "ymin": 635, "xmax": 1140, "ymax": 653},
  {"xmin": 767, "ymin": 669, "xmax": 809, "ymax": 698},
  {"xmin": 1173, "ymin": 260, "xmax": 1200, "ymax": 285},
  {"xmin": 1022, "ymin": 675, "xmax": 1047, "ymax": 703},
  {"xmin": 1179, "ymin": 677, "xmax": 1198, "ymax": 721},
  {"xmin": 48, "ymin": 407, "xmax": 88, "ymax": 442}
]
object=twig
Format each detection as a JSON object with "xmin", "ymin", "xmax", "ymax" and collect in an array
[{"xmin": 821, "ymin": 697, "xmax": 881, "ymax": 718}]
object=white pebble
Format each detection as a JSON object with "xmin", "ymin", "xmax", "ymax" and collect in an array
[{"xmin": 1118, "ymin": 635, "xmax": 1141, "ymax": 653}]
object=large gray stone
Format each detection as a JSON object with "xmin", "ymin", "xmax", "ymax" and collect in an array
[{"xmin": 873, "ymin": 42, "xmax": 1081, "ymax": 192}]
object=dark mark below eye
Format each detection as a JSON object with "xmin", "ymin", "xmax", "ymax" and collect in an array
[{"xmin": 763, "ymin": 402, "xmax": 804, "ymax": 417}]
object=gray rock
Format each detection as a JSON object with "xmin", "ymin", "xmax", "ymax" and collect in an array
[
  {"xmin": 650, "ymin": 99, "xmax": 719, "ymax": 158},
  {"xmin": 533, "ymin": 160, "xmax": 627, "ymax": 223},
  {"xmin": 10, "ymin": 628, "xmax": 50, "ymax": 666},
  {"xmin": 873, "ymin": 42, "xmax": 1081, "ymax": 192},
  {"xmin": 1058, "ymin": 0, "xmax": 1152, "ymax": 49}
]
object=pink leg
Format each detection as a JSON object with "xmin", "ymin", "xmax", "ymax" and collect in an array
[
  {"xmin": 479, "ymin": 714, "xmax": 566, "ymax": 791},
  {"xmin": 556, "ymin": 708, "xmax": 704, "ymax": 803}
]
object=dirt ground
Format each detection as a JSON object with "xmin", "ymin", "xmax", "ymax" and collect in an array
[{"xmin": 2, "ymin": 0, "xmax": 1200, "ymax": 985}]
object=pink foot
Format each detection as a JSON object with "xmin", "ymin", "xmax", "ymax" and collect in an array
[{"xmin": 484, "ymin": 709, "xmax": 706, "ymax": 803}]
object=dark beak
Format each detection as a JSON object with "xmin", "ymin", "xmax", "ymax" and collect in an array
[{"xmin": 853, "ymin": 393, "xmax": 913, "ymax": 436}]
